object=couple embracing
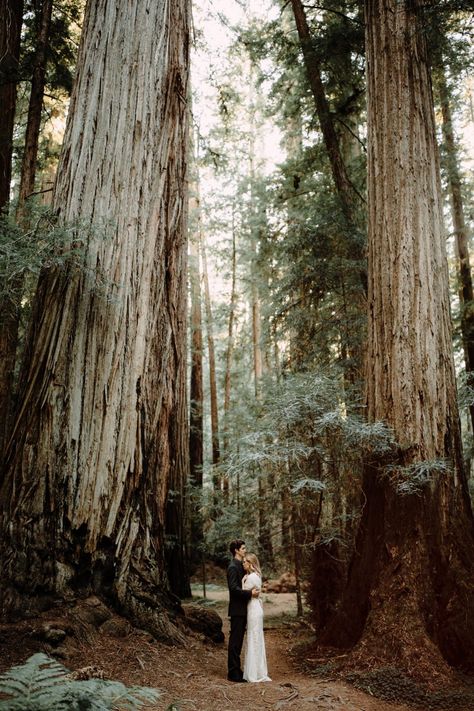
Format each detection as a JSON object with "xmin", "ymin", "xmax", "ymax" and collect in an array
[{"xmin": 226, "ymin": 539, "xmax": 271, "ymax": 683}]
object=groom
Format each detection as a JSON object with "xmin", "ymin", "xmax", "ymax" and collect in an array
[{"xmin": 227, "ymin": 539, "xmax": 259, "ymax": 682}]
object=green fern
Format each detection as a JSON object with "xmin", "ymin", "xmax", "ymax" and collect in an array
[{"xmin": 0, "ymin": 653, "xmax": 161, "ymax": 710}]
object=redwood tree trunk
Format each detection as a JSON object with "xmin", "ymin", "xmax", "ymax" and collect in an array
[
  {"xmin": 223, "ymin": 216, "xmax": 237, "ymax": 447},
  {"xmin": 18, "ymin": 0, "xmax": 53, "ymax": 211},
  {"xmin": 0, "ymin": 0, "xmax": 191, "ymax": 641},
  {"xmin": 0, "ymin": 0, "xmax": 23, "ymax": 211},
  {"xmin": 222, "ymin": 215, "xmax": 237, "ymax": 502},
  {"xmin": 0, "ymin": 0, "xmax": 52, "ymax": 460},
  {"xmin": 0, "ymin": 0, "xmax": 24, "ymax": 458},
  {"xmin": 189, "ymin": 233, "xmax": 204, "ymax": 489},
  {"xmin": 201, "ymin": 238, "xmax": 220, "ymax": 467},
  {"xmin": 321, "ymin": 0, "xmax": 474, "ymax": 676},
  {"xmin": 437, "ymin": 67, "xmax": 474, "ymax": 434}
]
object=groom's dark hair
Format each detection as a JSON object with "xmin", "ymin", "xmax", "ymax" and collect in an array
[{"xmin": 229, "ymin": 539, "xmax": 245, "ymax": 556}]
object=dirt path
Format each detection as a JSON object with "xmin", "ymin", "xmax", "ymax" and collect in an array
[
  {"xmin": 0, "ymin": 589, "xmax": 415, "ymax": 711},
  {"xmin": 116, "ymin": 589, "xmax": 414, "ymax": 711}
]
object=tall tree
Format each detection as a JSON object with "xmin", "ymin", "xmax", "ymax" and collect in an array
[
  {"xmin": 0, "ymin": 0, "xmax": 23, "ymax": 212},
  {"xmin": 0, "ymin": 0, "xmax": 191, "ymax": 639},
  {"xmin": 321, "ymin": 0, "xmax": 474, "ymax": 674},
  {"xmin": 0, "ymin": 0, "xmax": 24, "ymax": 456},
  {"xmin": 0, "ymin": 0, "xmax": 55, "ymax": 460},
  {"xmin": 436, "ymin": 67, "xmax": 474, "ymax": 433},
  {"xmin": 289, "ymin": 0, "xmax": 359, "ymax": 222},
  {"xmin": 189, "ymin": 230, "xmax": 204, "ymax": 489},
  {"xmin": 201, "ymin": 237, "xmax": 220, "ymax": 468},
  {"xmin": 17, "ymin": 0, "xmax": 54, "ymax": 214},
  {"xmin": 223, "ymin": 210, "xmax": 237, "ymax": 454}
]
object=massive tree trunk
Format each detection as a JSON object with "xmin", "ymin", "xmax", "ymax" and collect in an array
[
  {"xmin": 0, "ymin": 0, "xmax": 24, "ymax": 458},
  {"xmin": 0, "ymin": 0, "xmax": 191, "ymax": 642},
  {"xmin": 320, "ymin": 0, "xmax": 474, "ymax": 676}
]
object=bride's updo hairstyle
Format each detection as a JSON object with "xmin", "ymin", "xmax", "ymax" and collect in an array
[{"xmin": 245, "ymin": 553, "xmax": 261, "ymax": 576}]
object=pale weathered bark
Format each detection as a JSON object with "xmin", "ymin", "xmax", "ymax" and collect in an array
[
  {"xmin": 321, "ymin": 0, "xmax": 474, "ymax": 675},
  {"xmin": 1, "ymin": 0, "xmax": 191, "ymax": 641}
]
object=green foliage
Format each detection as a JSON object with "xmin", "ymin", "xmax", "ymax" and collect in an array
[
  {"xmin": 0, "ymin": 653, "xmax": 160, "ymax": 711},
  {"xmin": 291, "ymin": 478, "xmax": 326, "ymax": 494},
  {"xmin": 207, "ymin": 371, "xmax": 395, "ymax": 566},
  {"xmin": 0, "ymin": 203, "xmax": 114, "ymax": 304},
  {"xmin": 20, "ymin": 0, "xmax": 82, "ymax": 96},
  {"xmin": 384, "ymin": 460, "xmax": 450, "ymax": 496}
]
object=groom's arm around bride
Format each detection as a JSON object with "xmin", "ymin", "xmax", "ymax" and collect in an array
[{"xmin": 226, "ymin": 539, "xmax": 259, "ymax": 682}]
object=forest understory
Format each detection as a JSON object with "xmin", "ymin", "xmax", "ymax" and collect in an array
[
  {"xmin": 1, "ymin": 568, "xmax": 474, "ymax": 711},
  {"xmin": 1, "ymin": 0, "xmax": 474, "ymax": 707}
]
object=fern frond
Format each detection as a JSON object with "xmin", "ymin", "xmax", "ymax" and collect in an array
[{"xmin": 0, "ymin": 653, "xmax": 161, "ymax": 711}]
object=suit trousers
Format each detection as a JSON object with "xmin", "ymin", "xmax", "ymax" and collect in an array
[{"xmin": 227, "ymin": 614, "xmax": 247, "ymax": 680}]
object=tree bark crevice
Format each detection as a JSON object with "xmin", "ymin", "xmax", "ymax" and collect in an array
[
  {"xmin": 1, "ymin": 0, "xmax": 192, "ymax": 642},
  {"xmin": 319, "ymin": 0, "xmax": 474, "ymax": 678}
]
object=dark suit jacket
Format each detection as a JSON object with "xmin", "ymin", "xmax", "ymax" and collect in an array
[{"xmin": 227, "ymin": 557, "xmax": 251, "ymax": 617}]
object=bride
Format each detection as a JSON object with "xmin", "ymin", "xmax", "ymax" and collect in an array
[{"xmin": 242, "ymin": 553, "xmax": 271, "ymax": 683}]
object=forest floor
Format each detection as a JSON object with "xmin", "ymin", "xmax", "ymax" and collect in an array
[{"xmin": 1, "ymin": 579, "xmax": 474, "ymax": 710}]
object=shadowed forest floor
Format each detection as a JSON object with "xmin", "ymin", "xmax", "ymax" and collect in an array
[{"xmin": 1, "ymin": 584, "xmax": 474, "ymax": 710}]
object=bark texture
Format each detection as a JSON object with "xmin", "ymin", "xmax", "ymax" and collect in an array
[
  {"xmin": 321, "ymin": 0, "xmax": 474, "ymax": 675},
  {"xmin": 437, "ymin": 68, "xmax": 474, "ymax": 433},
  {"xmin": 1, "ymin": 0, "xmax": 191, "ymax": 642}
]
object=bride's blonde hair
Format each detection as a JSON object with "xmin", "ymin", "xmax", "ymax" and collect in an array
[{"xmin": 245, "ymin": 553, "xmax": 261, "ymax": 576}]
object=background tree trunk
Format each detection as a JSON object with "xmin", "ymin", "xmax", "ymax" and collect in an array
[
  {"xmin": 201, "ymin": 237, "xmax": 220, "ymax": 468},
  {"xmin": 288, "ymin": 0, "xmax": 367, "ymax": 389},
  {"xmin": 17, "ymin": 0, "xmax": 54, "ymax": 212},
  {"xmin": 0, "ymin": 0, "xmax": 24, "ymax": 458},
  {"xmin": 321, "ymin": 0, "xmax": 474, "ymax": 676},
  {"xmin": 289, "ymin": 0, "xmax": 356, "ymax": 221},
  {"xmin": 0, "ymin": 0, "xmax": 191, "ymax": 642},
  {"xmin": 222, "ymin": 212, "xmax": 237, "ymax": 503},
  {"xmin": 436, "ymin": 67, "xmax": 474, "ymax": 433},
  {"xmin": 0, "ymin": 0, "xmax": 23, "ymax": 211},
  {"xmin": 0, "ymin": 0, "xmax": 53, "ymax": 462},
  {"xmin": 189, "ymin": 231, "xmax": 204, "ymax": 489}
]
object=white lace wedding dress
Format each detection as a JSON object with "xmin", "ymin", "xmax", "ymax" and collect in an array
[{"xmin": 243, "ymin": 572, "xmax": 271, "ymax": 682}]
